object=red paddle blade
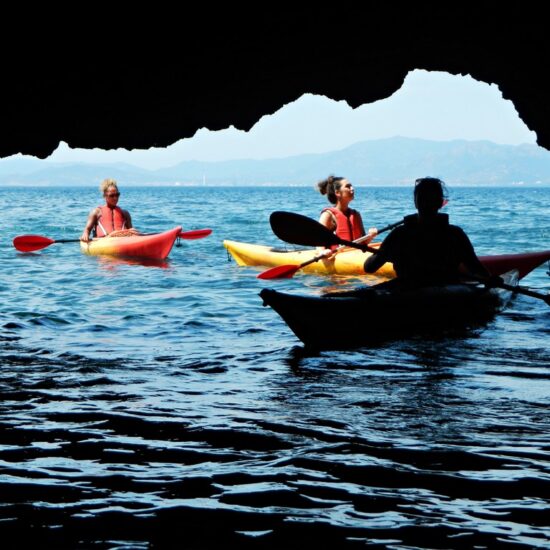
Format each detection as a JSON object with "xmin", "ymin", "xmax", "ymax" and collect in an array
[
  {"xmin": 178, "ymin": 228, "xmax": 212, "ymax": 240},
  {"xmin": 13, "ymin": 235, "xmax": 55, "ymax": 252},
  {"xmin": 257, "ymin": 264, "xmax": 300, "ymax": 279}
]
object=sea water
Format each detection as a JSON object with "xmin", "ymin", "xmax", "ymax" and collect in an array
[{"xmin": 0, "ymin": 185, "xmax": 549, "ymax": 548}]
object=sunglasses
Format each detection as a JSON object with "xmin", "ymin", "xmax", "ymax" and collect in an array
[{"xmin": 105, "ymin": 192, "xmax": 120, "ymax": 198}]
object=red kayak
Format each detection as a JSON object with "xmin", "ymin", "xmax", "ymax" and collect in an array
[
  {"xmin": 80, "ymin": 226, "xmax": 182, "ymax": 260},
  {"xmin": 479, "ymin": 250, "xmax": 550, "ymax": 279}
]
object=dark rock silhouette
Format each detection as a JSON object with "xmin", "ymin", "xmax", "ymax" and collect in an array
[{"xmin": 1, "ymin": 7, "xmax": 549, "ymax": 158}]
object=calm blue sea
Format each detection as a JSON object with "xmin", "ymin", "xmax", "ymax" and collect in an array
[{"xmin": 1, "ymin": 185, "xmax": 549, "ymax": 548}]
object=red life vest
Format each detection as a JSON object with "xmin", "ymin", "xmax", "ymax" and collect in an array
[
  {"xmin": 322, "ymin": 207, "xmax": 363, "ymax": 241},
  {"xmin": 95, "ymin": 205, "xmax": 126, "ymax": 237}
]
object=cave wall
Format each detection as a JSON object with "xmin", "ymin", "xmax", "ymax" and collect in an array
[{"xmin": 2, "ymin": 6, "xmax": 548, "ymax": 158}]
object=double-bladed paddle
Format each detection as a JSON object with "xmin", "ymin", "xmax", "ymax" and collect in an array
[
  {"xmin": 269, "ymin": 211, "xmax": 379, "ymax": 252},
  {"xmin": 13, "ymin": 228, "xmax": 213, "ymax": 252},
  {"xmin": 260, "ymin": 202, "xmax": 452, "ymax": 280},
  {"xmin": 476, "ymin": 275, "xmax": 550, "ymax": 305},
  {"xmin": 12, "ymin": 235, "xmax": 81, "ymax": 252},
  {"xmin": 258, "ymin": 218, "xmax": 404, "ymax": 279},
  {"xmin": 267, "ymin": 210, "xmax": 550, "ymax": 306}
]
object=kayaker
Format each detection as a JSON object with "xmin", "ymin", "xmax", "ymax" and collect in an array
[
  {"xmin": 364, "ymin": 177, "xmax": 493, "ymax": 285},
  {"xmin": 80, "ymin": 179, "xmax": 137, "ymax": 242},
  {"xmin": 317, "ymin": 175, "xmax": 377, "ymax": 244}
]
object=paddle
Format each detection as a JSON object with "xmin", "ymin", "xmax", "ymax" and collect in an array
[
  {"xmin": 13, "ymin": 228, "xmax": 213, "ymax": 252},
  {"xmin": 12, "ymin": 235, "xmax": 80, "ymax": 252},
  {"xmin": 269, "ymin": 211, "xmax": 379, "ymax": 252},
  {"xmin": 258, "ymin": 219, "xmax": 404, "ymax": 279},
  {"xmin": 477, "ymin": 276, "xmax": 550, "ymax": 305},
  {"xmin": 269, "ymin": 211, "xmax": 550, "ymax": 306}
]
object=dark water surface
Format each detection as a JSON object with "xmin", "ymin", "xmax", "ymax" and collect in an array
[{"xmin": 1, "ymin": 186, "xmax": 549, "ymax": 548}]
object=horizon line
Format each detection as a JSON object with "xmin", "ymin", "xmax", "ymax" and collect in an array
[{"xmin": 1, "ymin": 135, "xmax": 541, "ymax": 170}]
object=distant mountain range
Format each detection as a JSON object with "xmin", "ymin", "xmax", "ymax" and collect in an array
[{"xmin": 2, "ymin": 137, "xmax": 550, "ymax": 186}]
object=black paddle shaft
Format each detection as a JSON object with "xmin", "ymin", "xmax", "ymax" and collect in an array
[{"xmin": 269, "ymin": 211, "xmax": 377, "ymax": 253}]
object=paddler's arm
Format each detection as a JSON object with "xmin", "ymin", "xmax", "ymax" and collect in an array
[
  {"xmin": 363, "ymin": 226, "xmax": 378, "ymax": 245},
  {"xmin": 355, "ymin": 210, "xmax": 367, "ymax": 238},
  {"xmin": 122, "ymin": 209, "xmax": 133, "ymax": 230},
  {"xmin": 454, "ymin": 227, "xmax": 491, "ymax": 280},
  {"xmin": 363, "ymin": 228, "xmax": 397, "ymax": 273},
  {"xmin": 319, "ymin": 210, "xmax": 336, "ymax": 231},
  {"xmin": 80, "ymin": 207, "xmax": 101, "ymax": 242},
  {"xmin": 460, "ymin": 256, "xmax": 501, "ymax": 286},
  {"xmin": 461, "ymin": 255, "xmax": 491, "ymax": 280},
  {"xmin": 316, "ymin": 210, "xmax": 337, "ymax": 255},
  {"xmin": 364, "ymin": 248, "xmax": 388, "ymax": 273}
]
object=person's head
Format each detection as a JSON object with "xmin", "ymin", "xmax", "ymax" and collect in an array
[
  {"xmin": 414, "ymin": 177, "xmax": 446, "ymax": 216},
  {"xmin": 317, "ymin": 175, "xmax": 354, "ymax": 205},
  {"xmin": 100, "ymin": 178, "xmax": 120, "ymax": 206}
]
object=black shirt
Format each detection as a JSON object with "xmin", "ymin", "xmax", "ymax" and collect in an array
[{"xmin": 364, "ymin": 213, "xmax": 486, "ymax": 284}]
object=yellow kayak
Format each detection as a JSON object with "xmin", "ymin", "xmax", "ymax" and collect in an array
[{"xmin": 223, "ymin": 239, "xmax": 396, "ymax": 277}]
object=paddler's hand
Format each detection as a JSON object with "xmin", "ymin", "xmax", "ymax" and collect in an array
[
  {"xmin": 316, "ymin": 247, "xmax": 335, "ymax": 259},
  {"xmin": 362, "ymin": 227, "xmax": 378, "ymax": 244},
  {"xmin": 484, "ymin": 275, "xmax": 504, "ymax": 288},
  {"xmin": 80, "ymin": 231, "xmax": 90, "ymax": 243}
]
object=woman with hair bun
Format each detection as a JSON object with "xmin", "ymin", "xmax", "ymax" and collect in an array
[{"xmin": 317, "ymin": 175, "xmax": 377, "ymax": 243}]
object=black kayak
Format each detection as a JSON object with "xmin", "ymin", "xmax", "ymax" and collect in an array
[{"xmin": 260, "ymin": 272, "xmax": 518, "ymax": 349}]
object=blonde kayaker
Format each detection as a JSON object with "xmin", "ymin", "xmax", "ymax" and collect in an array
[
  {"xmin": 80, "ymin": 179, "xmax": 138, "ymax": 243},
  {"xmin": 317, "ymin": 175, "xmax": 377, "ymax": 244}
]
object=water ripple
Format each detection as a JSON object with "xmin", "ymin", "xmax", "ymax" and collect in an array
[{"xmin": 0, "ymin": 186, "xmax": 549, "ymax": 547}]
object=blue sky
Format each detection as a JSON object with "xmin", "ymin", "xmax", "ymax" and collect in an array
[{"xmin": 46, "ymin": 70, "xmax": 537, "ymax": 169}]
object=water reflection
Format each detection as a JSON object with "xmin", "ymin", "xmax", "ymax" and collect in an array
[{"xmin": 94, "ymin": 255, "xmax": 171, "ymax": 269}]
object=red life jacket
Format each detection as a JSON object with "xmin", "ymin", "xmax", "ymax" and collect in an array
[
  {"xmin": 95, "ymin": 205, "xmax": 126, "ymax": 237},
  {"xmin": 322, "ymin": 207, "xmax": 363, "ymax": 241}
]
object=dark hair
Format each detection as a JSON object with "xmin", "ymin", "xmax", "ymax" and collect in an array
[
  {"xmin": 414, "ymin": 177, "xmax": 447, "ymax": 214},
  {"xmin": 317, "ymin": 175, "xmax": 345, "ymax": 205}
]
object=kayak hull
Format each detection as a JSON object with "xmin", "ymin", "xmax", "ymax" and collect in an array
[
  {"xmin": 225, "ymin": 239, "xmax": 550, "ymax": 279},
  {"xmin": 80, "ymin": 226, "xmax": 181, "ymax": 260},
  {"xmin": 224, "ymin": 239, "xmax": 395, "ymax": 277},
  {"xmin": 260, "ymin": 271, "xmax": 519, "ymax": 349}
]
